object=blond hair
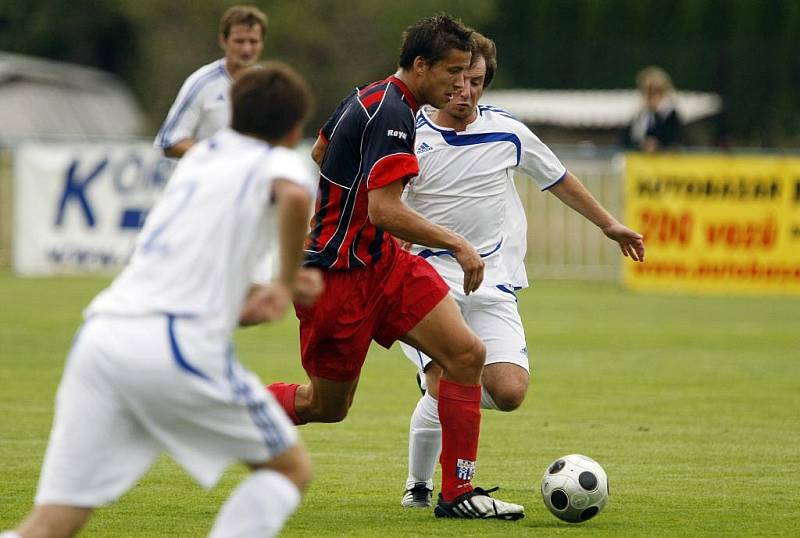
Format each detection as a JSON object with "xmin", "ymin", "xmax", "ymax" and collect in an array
[{"xmin": 636, "ymin": 66, "xmax": 674, "ymax": 94}]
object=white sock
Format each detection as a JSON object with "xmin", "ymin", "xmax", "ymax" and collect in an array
[
  {"xmin": 406, "ymin": 391, "xmax": 440, "ymax": 490},
  {"xmin": 1, "ymin": 532, "xmax": 22, "ymax": 538},
  {"xmin": 209, "ymin": 469, "xmax": 301, "ymax": 538},
  {"xmin": 480, "ymin": 386, "xmax": 499, "ymax": 410}
]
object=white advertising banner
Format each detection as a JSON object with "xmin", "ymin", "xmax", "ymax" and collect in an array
[{"xmin": 14, "ymin": 142, "xmax": 174, "ymax": 275}]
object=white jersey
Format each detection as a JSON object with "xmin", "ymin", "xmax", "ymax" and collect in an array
[
  {"xmin": 154, "ymin": 59, "xmax": 232, "ymax": 150},
  {"xmin": 404, "ymin": 105, "xmax": 566, "ymax": 288},
  {"xmin": 89, "ymin": 128, "xmax": 315, "ymax": 339}
]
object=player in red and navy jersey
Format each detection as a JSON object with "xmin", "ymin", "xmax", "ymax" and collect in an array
[{"xmin": 267, "ymin": 15, "xmax": 525, "ymax": 520}]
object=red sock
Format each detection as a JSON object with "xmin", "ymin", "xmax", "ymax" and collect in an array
[
  {"xmin": 437, "ymin": 377, "xmax": 481, "ymax": 501},
  {"xmin": 266, "ymin": 382, "xmax": 304, "ymax": 425}
]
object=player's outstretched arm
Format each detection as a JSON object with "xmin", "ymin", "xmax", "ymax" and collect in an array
[
  {"xmin": 368, "ymin": 180, "xmax": 484, "ymax": 293},
  {"xmin": 548, "ymin": 172, "xmax": 645, "ymax": 262}
]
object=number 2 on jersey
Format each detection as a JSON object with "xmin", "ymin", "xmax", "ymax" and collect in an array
[{"xmin": 140, "ymin": 181, "xmax": 198, "ymax": 255}]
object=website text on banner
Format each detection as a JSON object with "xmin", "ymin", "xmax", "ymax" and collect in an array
[
  {"xmin": 13, "ymin": 143, "xmax": 173, "ymax": 276},
  {"xmin": 623, "ymin": 154, "xmax": 800, "ymax": 295}
]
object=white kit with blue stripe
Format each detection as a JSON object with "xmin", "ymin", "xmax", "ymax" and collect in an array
[
  {"xmin": 89, "ymin": 127, "xmax": 314, "ymax": 335},
  {"xmin": 154, "ymin": 59, "xmax": 233, "ymax": 151},
  {"xmin": 400, "ymin": 105, "xmax": 566, "ymax": 375},
  {"xmin": 35, "ymin": 128, "xmax": 315, "ymax": 508},
  {"xmin": 405, "ymin": 105, "xmax": 566, "ymax": 289}
]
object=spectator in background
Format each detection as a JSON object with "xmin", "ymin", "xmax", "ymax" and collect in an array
[
  {"xmin": 154, "ymin": 5, "xmax": 267, "ymax": 158},
  {"xmin": 622, "ymin": 66, "xmax": 682, "ymax": 152}
]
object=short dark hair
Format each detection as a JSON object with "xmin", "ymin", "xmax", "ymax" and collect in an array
[
  {"xmin": 219, "ymin": 5, "xmax": 267, "ymax": 38},
  {"xmin": 231, "ymin": 62, "xmax": 313, "ymax": 142},
  {"xmin": 398, "ymin": 14, "xmax": 473, "ymax": 69},
  {"xmin": 471, "ymin": 32, "xmax": 497, "ymax": 88}
]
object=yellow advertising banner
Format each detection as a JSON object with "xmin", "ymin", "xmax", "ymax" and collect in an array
[{"xmin": 623, "ymin": 154, "xmax": 800, "ymax": 295}]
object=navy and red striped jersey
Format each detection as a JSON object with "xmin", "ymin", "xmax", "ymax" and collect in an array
[{"xmin": 304, "ymin": 76, "xmax": 420, "ymax": 269}]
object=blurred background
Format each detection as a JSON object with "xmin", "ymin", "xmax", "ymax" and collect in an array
[
  {"xmin": 1, "ymin": 0, "xmax": 799, "ymax": 147},
  {"xmin": 1, "ymin": 0, "xmax": 798, "ymax": 293}
]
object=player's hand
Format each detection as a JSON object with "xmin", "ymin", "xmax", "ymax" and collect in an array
[
  {"xmin": 239, "ymin": 283, "xmax": 292, "ymax": 325},
  {"xmin": 293, "ymin": 267, "xmax": 324, "ymax": 306},
  {"xmin": 453, "ymin": 238, "xmax": 484, "ymax": 294},
  {"xmin": 602, "ymin": 222, "xmax": 645, "ymax": 262}
]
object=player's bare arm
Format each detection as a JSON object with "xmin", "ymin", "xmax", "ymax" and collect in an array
[
  {"xmin": 548, "ymin": 172, "xmax": 645, "ymax": 262},
  {"xmin": 163, "ymin": 138, "xmax": 196, "ymax": 159},
  {"xmin": 310, "ymin": 135, "xmax": 328, "ymax": 166},
  {"xmin": 273, "ymin": 178, "xmax": 313, "ymax": 287},
  {"xmin": 368, "ymin": 180, "xmax": 484, "ymax": 293}
]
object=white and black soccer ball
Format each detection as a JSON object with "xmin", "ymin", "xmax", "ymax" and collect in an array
[{"xmin": 541, "ymin": 454, "xmax": 609, "ymax": 523}]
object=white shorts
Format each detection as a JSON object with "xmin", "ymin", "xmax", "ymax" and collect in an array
[
  {"xmin": 36, "ymin": 314, "xmax": 298, "ymax": 508},
  {"xmin": 400, "ymin": 264, "xmax": 529, "ymax": 373}
]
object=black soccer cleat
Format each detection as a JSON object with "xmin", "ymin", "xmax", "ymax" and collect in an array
[
  {"xmin": 401, "ymin": 482, "xmax": 433, "ymax": 508},
  {"xmin": 434, "ymin": 486, "xmax": 524, "ymax": 520}
]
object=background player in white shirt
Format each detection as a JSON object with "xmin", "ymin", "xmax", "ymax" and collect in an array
[
  {"xmin": 154, "ymin": 5, "xmax": 267, "ymax": 159},
  {"xmin": 3, "ymin": 63, "xmax": 321, "ymax": 538},
  {"xmin": 399, "ymin": 33, "xmax": 645, "ymax": 507}
]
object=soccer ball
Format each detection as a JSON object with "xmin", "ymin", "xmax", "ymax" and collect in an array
[{"xmin": 541, "ymin": 454, "xmax": 609, "ymax": 523}]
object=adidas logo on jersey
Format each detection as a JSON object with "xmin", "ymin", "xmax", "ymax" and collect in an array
[{"xmin": 416, "ymin": 142, "xmax": 433, "ymax": 154}]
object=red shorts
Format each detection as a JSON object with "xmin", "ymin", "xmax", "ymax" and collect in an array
[{"xmin": 295, "ymin": 246, "xmax": 449, "ymax": 382}]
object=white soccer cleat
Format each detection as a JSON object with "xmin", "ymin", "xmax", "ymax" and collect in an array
[{"xmin": 434, "ymin": 486, "xmax": 524, "ymax": 520}]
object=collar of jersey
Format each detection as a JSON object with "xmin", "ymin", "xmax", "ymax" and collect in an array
[
  {"xmin": 218, "ymin": 127, "xmax": 273, "ymax": 149},
  {"xmin": 388, "ymin": 76, "xmax": 419, "ymax": 114},
  {"xmin": 420, "ymin": 107, "xmax": 481, "ymax": 134},
  {"xmin": 218, "ymin": 58, "xmax": 234, "ymax": 82}
]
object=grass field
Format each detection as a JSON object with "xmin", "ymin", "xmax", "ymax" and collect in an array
[{"xmin": 1, "ymin": 271, "xmax": 799, "ymax": 537}]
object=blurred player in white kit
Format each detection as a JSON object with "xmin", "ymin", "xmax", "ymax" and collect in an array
[
  {"xmin": 3, "ymin": 62, "xmax": 321, "ymax": 538},
  {"xmin": 154, "ymin": 5, "xmax": 267, "ymax": 158},
  {"xmin": 400, "ymin": 32, "xmax": 645, "ymax": 507}
]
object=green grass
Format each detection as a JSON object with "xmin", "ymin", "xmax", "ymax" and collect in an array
[{"xmin": 1, "ymin": 271, "xmax": 799, "ymax": 536}]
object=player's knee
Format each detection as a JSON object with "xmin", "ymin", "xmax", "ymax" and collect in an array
[
  {"xmin": 288, "ymin": 447, "xmax": 313, "ymax": 492},
  {"xmin": 309, "ymin": 403, "xmax": 350, "ymax": 423},
  {"xmin": 19, "ymin": 506, "xmax": 90, "ymax": 538},
  {"xmin": 491, "ymin": 386, "xmax": 527, "ymax": 411},
  {"xmin": 433, "ymin": 333, "xmax": 484, "ymax": 382},
  {"xmin": 259, "ymin": 443, "xmax": 313, "ymax": 493},
  {"xmin": 482, "ymin": 364, "xmax": 529, "ymax": 411},
  {"xmin": 451, "ymin": 335, "xmax": 484, "ymax": 372}
]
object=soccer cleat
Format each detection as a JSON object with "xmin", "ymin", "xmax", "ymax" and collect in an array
[
  {"xmin": 401, "ymin": 482, "xmax": 433, "ymax": 508},
  {"xmin": 434, "ymin": 487, "xmax": 524, "ymax": 520}
]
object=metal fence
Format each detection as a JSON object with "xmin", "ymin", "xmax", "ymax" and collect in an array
[
  {"xmin": 518, "ymin": 146, "xmax": 623, "ymax": 280},
  {"xmin": 0, "ymin": 142, "xmax": 625, "ymax": 279}
]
